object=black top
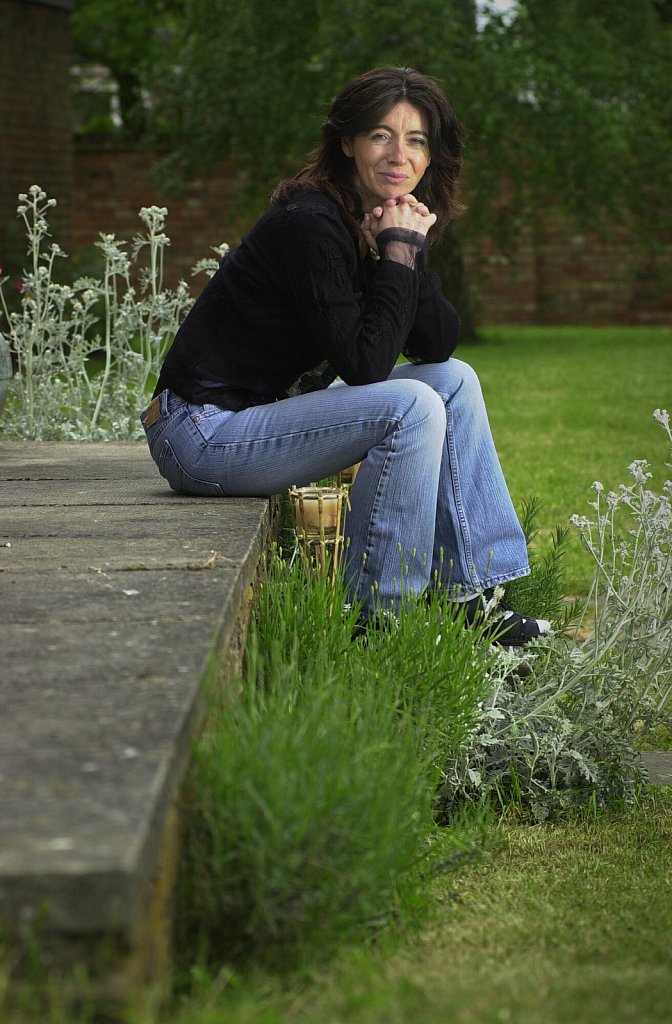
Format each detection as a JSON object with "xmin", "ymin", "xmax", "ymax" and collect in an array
[{"xmin": 155, "ymin": 190, "xmax": 461, "ymax": 410}]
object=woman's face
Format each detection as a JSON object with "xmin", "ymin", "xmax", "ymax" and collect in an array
[{"xmin": 341, "ymin": 101, "xmax": 431, "ymax": 211}]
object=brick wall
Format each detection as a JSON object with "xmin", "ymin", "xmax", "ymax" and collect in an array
[
  {"xmin": 5, "ymin": 120, "xmax": 671, "ymax": 325},
  {"xmin": 70, "ymin": 142, "xmax": 671, "ymax": 325},
  {"xmin": 464, "ymin": 211, "xmax": 672, "ymax": 326},
  {"xmin": 71, "ymin": 139, "xmax": 240, "ymax": 285},
  {"xmin": 0, "ymin": 0, "xmax": 74, "ymax": 272}
]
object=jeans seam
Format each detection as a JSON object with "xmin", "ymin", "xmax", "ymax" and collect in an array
[
  {"xmin": 190, "ymin": 417, "xmax": 398, "ymax": 450},
  {"xmin": 359, "ymin": 427, "xmax": 397, "ymax": 604},
  {"xmin": 444, "ymin": 400, "xmax": 479, "ymax": 590}
]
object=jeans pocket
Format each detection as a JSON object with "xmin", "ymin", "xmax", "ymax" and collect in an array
[
  {"xmin": 144, "ymin": 418, "xmax": 170, "ymax": 460},
  {"xmin": 158, "ymin": 440, "xmax": 225, "ymax": 497}
]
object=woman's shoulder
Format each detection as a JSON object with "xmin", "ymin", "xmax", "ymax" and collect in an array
[
  {"xmin": 274, "ymin": 187, "xmax": 343, "ymax": 219},
  {"xmin": 253, "ymin": 190, "xmax": 352, "ymax": 251}
]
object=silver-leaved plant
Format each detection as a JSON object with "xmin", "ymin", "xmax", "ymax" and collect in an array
[
  {"xmin": 0, "ymin": 186, "xmax": 228, "ymax": 440},
  {"xmin": 438, "ymin": 409, "xmax": 672, "ymax": 820}
]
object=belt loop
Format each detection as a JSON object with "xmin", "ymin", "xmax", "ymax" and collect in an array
[{"xmin": 159, "ymin": 389, "xmax": 170, "ymax": 415}]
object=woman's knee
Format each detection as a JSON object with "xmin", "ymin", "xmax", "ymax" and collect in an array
[
  {"xmin": 453, "ymin": 358, "xmax": 481, "ymax": 391},
  {"xmin": 432, "ymin": 358, "xmax": 483, "ymax": 406},
  {"xmin": 388, "ymin": 378, "xmax": 447, "ymax": 431},
  {"xmin": 393, "ymin": 357, "xmax": 482, "ymax": 404}
]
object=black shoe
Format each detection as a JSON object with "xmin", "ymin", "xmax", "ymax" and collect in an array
[
  {"xmin": 456, "ymin": 590, "xmax": 552, "ymax": 647},
  {"xmin": 350, "ymin": 609, "xmax": 399, "ymax": 644}
]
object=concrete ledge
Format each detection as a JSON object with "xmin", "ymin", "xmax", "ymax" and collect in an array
[
  {"xmin": 0, "ymin": 442, "xmax": 276, "ymax": 978},
  {"xmin": 641, "ymin": 751, "xmax": 672, "ymax": 786}
]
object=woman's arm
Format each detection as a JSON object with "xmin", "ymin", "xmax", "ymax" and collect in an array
[
  {"xmin": 367, "ymin": 196, "xmax": 460, "ymax": 364},
  {"xmin": 403, "ymin": 267, "xmax": 461, "ymax": 364},
  {"xmin": 282, "ymin": 203, "xmax": 425, "ymax": 385}
]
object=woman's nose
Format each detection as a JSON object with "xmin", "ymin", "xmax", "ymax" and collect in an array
[{"xmin": 388, "ymin": 140, "xmax": 406, "ymax": 164}]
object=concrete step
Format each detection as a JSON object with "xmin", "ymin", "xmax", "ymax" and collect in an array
[
  {"xmin": 641, "ymin": 751, "xmax": 672, "ymax": 786},
  {"xmin": 0, "ymin": 440, "xmax": 276, "ymax": 995}
]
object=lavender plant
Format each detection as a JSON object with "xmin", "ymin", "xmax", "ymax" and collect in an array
[
  {"xmin": 0, "ymin": 186, "xmax": 227, "ymax": 440},
  {"xmin": 438, "ymin": 410, "xmax": 672, "ymax": 820}
]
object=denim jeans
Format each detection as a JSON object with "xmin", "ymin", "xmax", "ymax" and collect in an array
[{"xmin": 141, "ymin": 359, "xmax": 529, "ymax": 614}]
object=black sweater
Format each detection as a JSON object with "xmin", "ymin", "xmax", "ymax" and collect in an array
[{"xmin": 155, "ymin": 190, "xmax": 461, "ymax": 409}]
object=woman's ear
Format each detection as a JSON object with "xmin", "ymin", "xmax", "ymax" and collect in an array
[{"xmin": 341, "ymin": 137, "xmax": 354, "ymax": 158}]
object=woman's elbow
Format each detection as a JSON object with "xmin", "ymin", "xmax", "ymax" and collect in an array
[{"xmin": 339, "ymin": 363, "xmax": 394, "ymax": 387}]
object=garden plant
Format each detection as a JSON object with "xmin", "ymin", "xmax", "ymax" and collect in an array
[{"xmin": 0, "ymin": 186, "xmax": 226, "ymax": 440}]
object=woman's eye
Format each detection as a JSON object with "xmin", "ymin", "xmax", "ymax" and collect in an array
[{"xmin": 409, "ymin": 137, "xmax": 427, "ymax": 147}]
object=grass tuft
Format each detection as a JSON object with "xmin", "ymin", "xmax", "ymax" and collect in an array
[{"xmin": 175, "ymin": 553, "xmax": 491, "ymax": 974}]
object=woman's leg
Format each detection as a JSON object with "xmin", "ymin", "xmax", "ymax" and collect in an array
[
  {"xmin": 387, "ymin": 358, "xmax": 530, "ymax": 595},
  {"xmin": 141, "ymin": 382, "xmax": 447, "ymax": 614}
]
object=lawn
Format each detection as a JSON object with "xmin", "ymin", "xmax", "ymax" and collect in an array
[
  {"xmin": 152, "ymin": 325, "xmax": 671, "ymax": 1024},
  {"xmin": 463, "ymin": 325, "xmax": 671, "ymax": 595},
  {"xmin": 161, "ymin": 794, "xmax": 672, "ymax": 1024}
]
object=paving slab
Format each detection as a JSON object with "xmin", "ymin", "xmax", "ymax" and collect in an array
[
  {"xmin": 0, "ymin": 441, "xmax": 275, "ymax": 947},
  {"xmin": 641, "ymin": 751, "xmax": 672, "ymax": 786}
]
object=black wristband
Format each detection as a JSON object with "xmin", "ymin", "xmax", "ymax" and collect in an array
[
  {"xmin": 375, "ymin": 228, "xmax": 429, "ymax": 270},
  {"xmin": 376, "ymin": 228, "xmax": 429, "ymax": 255}
]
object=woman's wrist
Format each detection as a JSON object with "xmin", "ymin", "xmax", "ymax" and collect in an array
[{"xmin": 376, "ymin": 228, "xmax": 428, "ymax": 268}]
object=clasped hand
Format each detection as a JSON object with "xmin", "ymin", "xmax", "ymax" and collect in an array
[{"xmin": 360, "ymin": 195, "xmax": 437, "ymax": 255}]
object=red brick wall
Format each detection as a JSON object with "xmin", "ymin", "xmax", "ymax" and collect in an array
[
  {"xmin": 4, "ymin": 127, "xmax": 666, "ymax": 325},
  {"xmin": 71, "ymin": 142, "xmax": 671, "ymax": 325},
  {"xmin": 0, "ymin": 0, "xmax": 74, "ymax": 271},
  {"xmin": 464, "ymin": 212, "xmax": 672, "ymax": 326},
  {"xmin": 71, "ymin": 139, "xmax": 240, "ymax": 286}
]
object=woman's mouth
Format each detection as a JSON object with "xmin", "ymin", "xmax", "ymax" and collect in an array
[{"xmin": 380, "ymin": 172, "xmax": 407, "ymax": 184}]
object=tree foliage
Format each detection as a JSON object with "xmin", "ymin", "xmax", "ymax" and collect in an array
[
  {"xmin": 72, "ymin": 0, "xmax": 672, "ymax": 330},
  {"xmin": 465, "ymin": 0, "xmax": 672, "ymax": 245},
  {"xmin": 72, "ymin": 0, "xmax": 672, "ymax": 237},
  {"xmin": 138, "ymin": 0, "xmax": 671, "ymax": 239},
  {"xmin": 71, "ymin": 0, "xmax": 181, "ymax": 136}
]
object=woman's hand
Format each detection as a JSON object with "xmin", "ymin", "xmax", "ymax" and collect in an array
[{"xmin": 360, "ymin": 195, "xmax": 437, "ymax": 255}]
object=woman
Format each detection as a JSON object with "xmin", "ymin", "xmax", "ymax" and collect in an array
[{"xmin": 142, "ymin": 66, "xmax": 550, "ymax": 645}]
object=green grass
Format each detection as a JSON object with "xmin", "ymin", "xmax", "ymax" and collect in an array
[
  {"xmin": 8, "ymin": 777, "xmax": 670, "ymax": 1024},
  {"xmin": 155, "ymin": 325, "xmax": 672, "ymax": 1024},
  {"xmin": 464, "ymin": 326, "xmax": 672, "ymax": 595},
  {"xmin": 172, "ymin": 552, "xmax": 491, "ymax": 975},
  {"xmin": 154, "ymin": 791, "xmax": 672, "ymax": 1024}
]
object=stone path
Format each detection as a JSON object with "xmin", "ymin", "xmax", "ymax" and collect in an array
[{"xmin": 0, "ymin": 441, "xmax": 275, "ymax": 987}]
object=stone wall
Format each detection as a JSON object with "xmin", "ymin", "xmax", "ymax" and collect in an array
[{"xmin": 0, "ymin": 0, "xmax": 74, "ymax": 272}]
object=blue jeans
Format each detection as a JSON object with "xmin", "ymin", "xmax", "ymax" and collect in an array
[{"xmin": 141, "ymin": 359, "xmax": 529, "ymax": 614}]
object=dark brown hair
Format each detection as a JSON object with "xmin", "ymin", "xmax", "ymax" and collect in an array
[{"xmin": 272, "ymin": 66, "xmax": 464, "ymax": 239}]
